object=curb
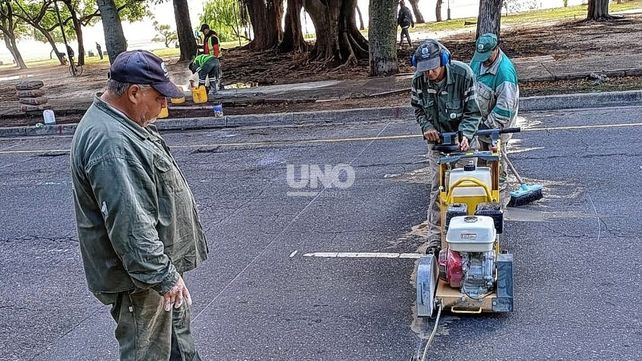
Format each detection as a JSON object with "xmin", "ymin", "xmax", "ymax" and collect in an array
[{"xmin": 1, "ymin": 90, "xmax": 641, "ymax": 138}]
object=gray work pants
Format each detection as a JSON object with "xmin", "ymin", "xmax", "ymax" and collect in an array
[
  {"xmin": 198, "ymin": 58, "xmax": 222, "ymax": 93},
  {"xmin": 109, "ymin": 288, "xmax": 201, "ymax": 361}
]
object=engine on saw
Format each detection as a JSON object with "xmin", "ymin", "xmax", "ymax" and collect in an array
[{"xmin": 438, "ymin": 215, "xmax": 497, "ymax": 298}]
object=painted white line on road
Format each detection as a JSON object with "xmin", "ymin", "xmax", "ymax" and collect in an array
[
  {"xmin": 303, "ymin": 252, "xmax": 422, "ymax": 259},
  {"xmin": 4, "ymin": 121, "xmax": 642, "ymax": 155},
  {"xmin": 289, "ymin": 250, "xmax": 298, "ymax": 258},
  {"xmin": 286, "ymin": 191, "xmax": 320, "ymax": 197}
]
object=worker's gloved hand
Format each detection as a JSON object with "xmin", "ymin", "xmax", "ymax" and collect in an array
[
  {"xmin": 163, "ymin": 275, "xmax": 193, "ymax": 311},
  {"xmin": 459, "ymin": 137, "xmax": 470, "ymax": 151},
  {"xmin": 423, "ymin": 129, "xmax": 440, "ymax": 142}
]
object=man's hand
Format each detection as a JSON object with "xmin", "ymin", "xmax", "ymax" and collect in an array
[
  {"xmin": 163, "ymin": 275, "xmax": 192, "ymax": 311},
  {"xmin": 459, "ymin": 137, "xmax": 470, "ymax": 151},
  {"xmin": 423, "ymin": 129, "xmax": 440, "ymax": 142}
]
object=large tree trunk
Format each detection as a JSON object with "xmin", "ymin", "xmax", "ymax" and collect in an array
[
  {"xmin": 408, "ymin": 0, "xmax": 425, "ymax": 23},
  {"xmin": 63, "ymin": 1, "xmax": 86, "ymax": 65},
  {"xmin": 435, "ymin": 0, "xmax": 443, "ymax": 22},
  {"xmin": 279, "ymin": 0, "xmax": 307, "ymax": 52},
  {"xmin": 0, "ymin": 2, "xmax": 27, "ymax": 69},
  {"xmin": 96, "ymin": 0, "xmax": 127, "ymax": 63},
  {"xmin": 3, "ymin": 33, "xmax": 27, "ymax": 69},
  {"xmin": 368, "ymin": 0, "xmax": 397, "ymax": 76},
  {"xmin": 173, "ymin": 0, "xmax": 198, "ymax": 61},
  {"xmin": 245, "ymin": 0, "xmax": 283, "ymax": 50},
  {"xmin": 587, "ymin": 0, "xmax": 611, "ymax": 20},
  {"xmin": 476, "ymin": 0, "xmax": 503, "ymax": 39},
  {"xmin": 304, "ymin": 0, "xmax": 368, "ymax": 67}
]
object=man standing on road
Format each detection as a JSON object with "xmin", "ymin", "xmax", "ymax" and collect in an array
[
  {"xmin": 397, "ymin": 0, "xmax": 414, "ymax": 47},
  {"xmin": 410, "ymin": 39, "xmax": 481, "ymax": 256},
  {"xmin": 199, "ymin": 23, "xmax": 223, "ymax": 91},
  {"xmin": 70, "ymin": 50, "xmax": 208, "ymax": 361},
  {"xmin": 469, "ymin": 33, "xmax": 519, "ymax": 204}
]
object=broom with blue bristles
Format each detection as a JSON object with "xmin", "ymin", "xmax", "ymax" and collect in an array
[{"xmin": 502, "ymin": 150, "xmax": 544, "ymax": 207}]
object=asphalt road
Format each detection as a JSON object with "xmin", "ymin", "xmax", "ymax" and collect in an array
[{"xmin": 1, "ymin": 105, "xmax": 641, "ymax": 361}]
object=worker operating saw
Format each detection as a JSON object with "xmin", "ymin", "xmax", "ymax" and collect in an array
[{"xmin": 188, "ymin": 54, "xmax": 222, "ymax": 95}]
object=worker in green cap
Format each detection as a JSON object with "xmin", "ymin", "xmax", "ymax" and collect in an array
[{"xmin": 470, "ymin": 33, "xmax": 520, "ymax": 204}]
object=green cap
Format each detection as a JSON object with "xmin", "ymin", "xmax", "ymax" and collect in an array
[{"xmin": 472, "ymin": 33, "xmax": 498, "ymax": 63}]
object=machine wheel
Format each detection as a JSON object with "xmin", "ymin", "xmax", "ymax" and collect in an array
[{"xmin": 416, "ymin": 255, "xmax": 439, "ymax": 318}]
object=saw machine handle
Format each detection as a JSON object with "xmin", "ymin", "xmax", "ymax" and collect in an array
[
  {"xmin": 446, "ymin": 177, "xmax": 496, "ymax": 204},
  {"xmin": 433, "ymin": 128, "xmax": 520, "ymax": 154}
]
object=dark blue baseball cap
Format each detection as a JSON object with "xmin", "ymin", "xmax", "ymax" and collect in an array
[{"xmin": 108, "ymin": 50, "xmax": 183, "ymax": 98}]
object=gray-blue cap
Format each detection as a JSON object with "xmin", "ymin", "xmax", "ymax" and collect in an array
[
  {"xmin": 414, "ymin": 39, "xmax": 443, "ymax": 72},
  {"xmin": 108, "ymin": 50, "xmax": 183, "ymax": 98}
]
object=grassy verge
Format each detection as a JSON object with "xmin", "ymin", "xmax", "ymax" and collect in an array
[{"xmin": 413, "ymin": 0, "xmax": 642, "ymax": 33}]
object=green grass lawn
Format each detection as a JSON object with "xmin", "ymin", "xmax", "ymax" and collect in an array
[{"xmin": 413, "ymin": 0, "xmax": 642, "ymax": 33}]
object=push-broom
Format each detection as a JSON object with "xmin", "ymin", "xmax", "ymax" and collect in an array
[{"xmin": 502, "ymin": 150, "xmax": 544, "ymax": 207}]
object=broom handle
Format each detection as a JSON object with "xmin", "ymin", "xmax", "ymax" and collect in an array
[{"xmin": 501, "ymin": 148, "xmax": 525, "ymax": 185}]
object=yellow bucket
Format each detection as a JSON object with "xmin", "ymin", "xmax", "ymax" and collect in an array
[
  {"xmin": 158, "ymin": 106, "xmax": 169, "ymax": 119},
  {"xmin": 171, "ymin": 96, "xmax": 185, "ymax": 104},
  {"xmin": 192, "ymin": 85, "xmax": 208, "ymax": 104}
]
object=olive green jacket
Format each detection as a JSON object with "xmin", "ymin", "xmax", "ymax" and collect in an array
[
  {"xmin": 410, "ymin": 60, "xmax": 481, "ymax": 140},
  {"xmin": 70, "ymin": 96, "xmax": 208, "ymax": 302}
]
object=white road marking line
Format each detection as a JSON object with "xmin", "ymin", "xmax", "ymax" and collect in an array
[
  {"xmin": 303, "ymin": 252, "xmax": 422, "ymax": 259},
  {"xmin": 289, "ymin": 250, "xmax": 298, "ymax": 258},
  {"xmin": 4, "ymin": 121, "xmax": 642, "ymax": 155}
]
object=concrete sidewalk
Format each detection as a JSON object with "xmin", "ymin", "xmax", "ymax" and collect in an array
[
  {"xmin": 216, "ymin": 54, "xmax": 642, "ymax": 100},
  {"xmin": 1, "ymin": 53, "xmax": 641, "ymax": 137},
  {"xmin": 2, "ymin": 90, "xmax": 640, "ymax": 138}
]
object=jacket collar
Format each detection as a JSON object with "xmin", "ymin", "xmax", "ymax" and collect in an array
[
  {"xmin": 482, "ymin": 50, "xmax": 504, "ymax": 76},
  {"xmin": 93, "ymin": 95, "xmax": 151, "ymax": 140}
]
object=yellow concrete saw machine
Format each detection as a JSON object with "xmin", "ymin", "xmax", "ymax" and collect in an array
[{"xmin": 416, "ymin": 127, "xmax": 520, "ymax": 318}]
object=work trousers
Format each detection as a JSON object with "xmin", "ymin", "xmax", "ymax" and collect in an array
[
  {"xmin": 109, "ymin": 288, "xmax": 201, "ymax": 361},
  {"xmin": 400, "ymin": 26, "xmax": 412, "ymax": 47},
  {"xmin": 198, "ymin": 58, "xmax": 222, "ymax": 94}
]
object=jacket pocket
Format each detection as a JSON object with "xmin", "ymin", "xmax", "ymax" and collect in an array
[
  {"xmin": 153, "ymin": 156, "xmax": 182, "ymax": 192},
  {"xmin": 446, "ymin": 99, "xmax": 463, "ymax": 121},
  {"xmin": 475, "ymin": 83, "xmax": 494, "ymax": 118}
]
